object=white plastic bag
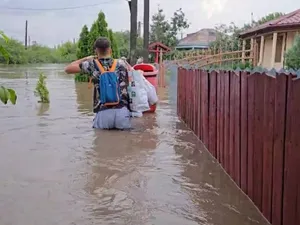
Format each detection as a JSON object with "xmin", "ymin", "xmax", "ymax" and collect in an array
[
  {"xmin": 141, "ymin": 76, "xmax": 158, "ymax": 105},
  {"xmin": 128, "ymin": 70, "xmax": 150, "ymax": 112}
]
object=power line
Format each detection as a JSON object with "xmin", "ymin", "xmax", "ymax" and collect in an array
[{"xmin": 0, "ymin": 0, "xmax": 119, "ymax": 11}]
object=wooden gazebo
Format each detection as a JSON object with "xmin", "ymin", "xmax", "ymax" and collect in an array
[{"xmin": 148, "ymin": 42, "xmax": 171, "ymax": 63}]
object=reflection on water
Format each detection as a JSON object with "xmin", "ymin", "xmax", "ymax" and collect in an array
[
  {"xmin": 0, "ymin": 64, "xmax": 269, "ymax": 225},
  {"xmin": 36, "ymin": 103, "xmax": 50, "ymax": 116},
  {"xmin": 74, "ymin": 82, "xmax": 93, "ymax": 115}
]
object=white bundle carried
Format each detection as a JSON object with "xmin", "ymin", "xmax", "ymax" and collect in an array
[
  {"xmin": 120, "ymin": 57, "xmax": 158, "ymax": 115},
  {"xmin": 128, "ymin": 70, "xmax": 150, "ymax": 113},
  {"xmin": 141, "ymin": 76, "xmax": 158, "ymax": 105}
]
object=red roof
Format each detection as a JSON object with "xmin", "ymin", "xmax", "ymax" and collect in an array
[{"xmin": 239, "ymin": 9, "xmax": 300, "ymax": 38}]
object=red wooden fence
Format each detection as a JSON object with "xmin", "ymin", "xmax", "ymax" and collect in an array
[{"xmin": 177, "ymin": 68, "xmax": 300, "ymax": 225}]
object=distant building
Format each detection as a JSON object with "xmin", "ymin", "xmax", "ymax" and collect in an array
[
  {"xmin": 239, "ymin": 9, "xmax": 300, "ymax": 70},
  {"xmin": 175, "ymin": 28, "xmax": 217, "ymax": 51}
]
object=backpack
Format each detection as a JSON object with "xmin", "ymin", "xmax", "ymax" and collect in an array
[{"xmin": 93, "ymin": 59, "xmax": 121, "ymax": 107}]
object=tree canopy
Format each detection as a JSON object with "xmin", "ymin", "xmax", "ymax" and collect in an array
[
  {"xmin": 76, "ymin": 11, "xmax": 122, "ymax": 59},
  {"xmin": 88, "ymin": 12, "xmax": 109, "ymax": 54},
  {"xmin": 150, "ymin": 7, "xmax": 189, "ymax": 48},
  {"xmin": 108, "ymin": 29, "xmax": 120, "ymax": 58},
  {"xmin": 77, "ymin": 25, "xmax": 89, "ymax": 59},
  {"xmin": 210, "ymin": 12, "xmax": 284, "ymax": 52}
]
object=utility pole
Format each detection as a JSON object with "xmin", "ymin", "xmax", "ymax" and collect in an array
[
  {"xmin": 129, "ymin": 0, "xmax": 138, "ymax": 64},
  {"xmin": 130, "ymin": 0, "xmax": 138, "ymax": 64},
  {"xmin": 28, "ymin": 36, "xmax": 31, "ymax": 47},
  {"xmin": 143, "ymin": 0, "xmax": 150, "ymax": 63},
  {"xmin": 137, "ymin": 21, "xmax": 142, "ymax": 37},
  {"xmin": 25, "ymin": 20, "xmax": 28, "ymax": 49}
]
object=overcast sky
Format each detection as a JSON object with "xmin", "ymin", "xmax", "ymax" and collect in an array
[{"xmin": 0, "ymin": 0, "xmax": 299, "ymax": 46}]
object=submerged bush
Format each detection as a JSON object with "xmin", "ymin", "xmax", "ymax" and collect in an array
[{"xmin": 35, "ymin": 73, "xmax": 50, "ymax": 103}]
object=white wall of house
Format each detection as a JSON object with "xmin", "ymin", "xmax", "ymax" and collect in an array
[
  {"xmin": 262, "ymin": 35, "xmax": 273, "ymax": 69},
  {"xmin": 260, "ymin": 31, "xmax": 299, "ymax": 70}
]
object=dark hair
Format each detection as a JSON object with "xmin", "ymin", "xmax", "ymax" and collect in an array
[{"xmin": 93, "ymin": 37, "xmax": 111, "ymax": 54}]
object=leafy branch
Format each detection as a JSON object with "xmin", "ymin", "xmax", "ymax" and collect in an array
[{"xmin": 0, "ymin": 30, "xmax": 17, "ymax": 105}]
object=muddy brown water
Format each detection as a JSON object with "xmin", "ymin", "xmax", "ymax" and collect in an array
[{"xmin": 0, "ymin": 64, "xmax": 269, "ymax": 225}]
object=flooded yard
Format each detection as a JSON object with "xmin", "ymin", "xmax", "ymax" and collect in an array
[{"xmin": 0, "ymin": 64, "xmax": 269, "ymax": 225}]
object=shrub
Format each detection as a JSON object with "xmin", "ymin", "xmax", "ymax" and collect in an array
[
  {"xmin": 285, "ymin": 35, "xmax": 300, "ymax": 70},
  {"xmin": 35, "ymin": 73, "xmax": 50, "ymax": 103}
]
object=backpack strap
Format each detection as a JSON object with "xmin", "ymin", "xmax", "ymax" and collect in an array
[
  {"xmin": 94, "ymin": 59, "xmax": 106, "ymax": 74},
  {"xmin": 109, "ymin": 59, "xmax": 118, "ymax": 72},
  {"xmin": 93, "ymin": 59, "xmax": 117, "ymax": 74}
]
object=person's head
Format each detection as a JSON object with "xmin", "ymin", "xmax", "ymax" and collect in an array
[{"xmin": 94, "ymin": 37, "xmax": 112, "ymax": 58}]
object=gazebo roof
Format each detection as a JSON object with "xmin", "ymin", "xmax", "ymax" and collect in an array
[{"xmin": 148, "ymin": 42, "xmax": 171, "ymax": 51}]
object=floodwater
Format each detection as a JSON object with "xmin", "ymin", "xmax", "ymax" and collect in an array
[{"xmin": 0, "ymin": 64, "xmax": 269, "ymax": 225}]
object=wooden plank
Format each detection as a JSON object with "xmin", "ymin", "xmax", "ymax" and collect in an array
[
  {"xmin": 202, "ymin": 70, "xmax": 209, "ymax": 147},
  {"xmin": 194, "ymin": 70, "xmax": 199, "ymax": 137},
  {"xmin": 198, "ymin": 69, "xmax": 203, "ymax": 140},
  {"xmin": 234, "ymin": 71, "xmax": 241, "ymax": 187},
  {"xmin": 183, "ymin": 69, "xmax": 187, "ymax": 121},
  {"xmin": 223, "ymin": 71, "xmax": 230, "ymax": 173},
  {"xmin": 229, "ymin": 71, "xmax": 235, "ymax": 178},
  {"xmin": 253, "ymin": 73, "xmax": 264, "ymax": 210},
  {"xmin": 187, "ymin": 69, "xmax": 191, "ymax": 126},
  {"xmin": 177, "ymin": 68, "xmax": 181, "ymax": 118},
  {"xmin": 297, "ymin": 179, "xmax": 300, "ymax": 225},
  {"xmin": 209, "ymin": 70, "xmax": 217, "ymax": 156},
  {"xmin": 240, "ymin": 71, "xmax": 248, "ymax": 193},
  {"xmin": 188, "ymin": 69, "xmax": 192, "ymax": 128},
  {"xmin": 262, "ymin": 74, "xmax": 276, "ymax": 222},
  {"xmin": 193, "ymin": 70, "xmax": 197, "ymax": 134},
  {"xmin": 191, "ymin": 69, "xmax": 195, "ymax": 131},
  {"xmin": 193, "ymin": 69, "xmax": 197, "ymax": 132},
  {"xmin": 219, "ymin": 70, "xmax": 225, "ymax": 165},
  {"xmin": 283, "ymin": 76, "xmax": 300, "ymax": 225},
  {"xmin": 216, "ymin": 71, "xmax": 221, "ymax": 162},
  {"xmin": 177, "ymin": 68, "xmax": 180, "ymax": 117},
  {"xmin": 247, "ymin": 73, "xmax": 255, "ymax": 200},
  {"xmin": 181, "ymin": 69, "xmax": 185, "ymax": 121}
]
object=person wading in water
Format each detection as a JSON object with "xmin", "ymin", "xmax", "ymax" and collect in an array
[{"xmin": 64, "ymin": 37, "xmax": 131, "ymax": 130}]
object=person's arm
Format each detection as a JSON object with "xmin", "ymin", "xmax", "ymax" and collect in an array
[{"xmin": 64, "ymin": 56, "xmax": 95, "ymax": 74}]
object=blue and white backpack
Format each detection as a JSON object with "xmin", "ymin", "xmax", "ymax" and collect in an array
[{"xmin": 93, "ymin": 59, "xmax": 121, "ymax": 107}]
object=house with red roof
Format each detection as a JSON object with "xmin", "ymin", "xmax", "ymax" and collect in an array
[{"xmin": 239, "ymin": 9, "xmax": 300, "ymax": 69}]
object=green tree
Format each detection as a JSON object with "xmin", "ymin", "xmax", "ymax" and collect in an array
[
  {"xmin": 77, "ymin": 25, "xmax": 90, "ymax": 59},
  {"xmin": 256, "ymin": 12, "xmax": 284, "ymax": 25},
  {"xmin": 0, "ymin": 38, "xmax": 27, "ymax": 64},
  {"xmin": 88, "ymin": 11, "xmax": 109, "ymax": 54},
  {"xmin": 114, "ymin": 31, "xmax": 130, "ymax": 57},
  {"xmin": 114, "ymin": 30, "xmax": 143, "ymax": 58},
  {"xmin": 150, "ymin": 8, "xmax": 189, "ymax": 48},
  {"xmin": 285, "ymin": 35, "xmax": 300, "ymax": 70},
  {"xmin": 55, "ymin": 41, "xmax": 77, "ymax": 62},
  {"xmin": 108, "ymin": 29, "xmax": 120, "ymax": 58},
  {"xmin": 0, "ymin": 30, "xmax": 17, "ymax": 105},
  {"xmin": 210, "ymin": 12, "xmax": 284, "ymax": 53},
  {"xmin": 0, "ymin": 35, "xmax": 79, "ymax": 64},
  {"xmin": 168, "ymin": 8, "xmax": 190, "ymax": 47}
]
